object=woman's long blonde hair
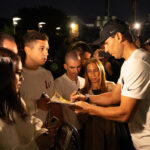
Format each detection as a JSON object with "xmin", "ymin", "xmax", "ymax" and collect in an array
[{"xmin": 81, "ymin": 58, "xmax": 108, "ymax": 94}]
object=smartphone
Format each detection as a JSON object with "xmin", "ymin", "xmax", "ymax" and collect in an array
[
  {"xmin": 41, "ymin": 92, "xmax": 50, "ymax": 98},
  {"xmin": 98, "ymin": 51, "xmax": 111, "ymax": 58}
]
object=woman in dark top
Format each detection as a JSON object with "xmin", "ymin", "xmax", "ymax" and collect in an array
[{"xmin": 80, "ymin": 58, "xmax": 118, "ymax": 150}]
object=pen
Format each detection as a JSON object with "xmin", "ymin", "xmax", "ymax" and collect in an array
[
  {"xmin": 76, "ymin": 88, "xmax": 80, "ymax": 95},
  {"xmin": 72, "ymin": 88, "xmax": 80, "ymax": 103}
]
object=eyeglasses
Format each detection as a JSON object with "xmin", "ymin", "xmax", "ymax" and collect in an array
[{"xmin": 15, "ymin": 71, "xmax": 23, "ymax": 77}]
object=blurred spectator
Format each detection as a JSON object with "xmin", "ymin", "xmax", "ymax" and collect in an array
[
  {"xmin": 93, "ymin": 48, "xmax": 124, "ymax": 83},
  {"xmin": 0, "ymin": 48, "xmax": 55, "ymax": 150},
  {"xmin": 0, "ymin": 33, "xmax": 18, "ymax": 53},
  {"xmin": 71, "ymin": 41, "xmax": 93, "ymax": 77},
  {"xmin": 139, "ymin": 22, "xmax": 150, "ymax": 52}
]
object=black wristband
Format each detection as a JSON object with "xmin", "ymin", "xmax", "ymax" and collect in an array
[{"xmin": 85, "ymin": 94, "xmax": 90, "ymax": 102}]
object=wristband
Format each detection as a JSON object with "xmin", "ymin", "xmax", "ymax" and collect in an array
[{"xmin": 85, "ymin": 94, "xmax": 90, "ymax": 102}]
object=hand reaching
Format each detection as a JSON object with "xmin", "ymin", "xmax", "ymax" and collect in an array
[
  {"xmin": 36, "ymin": 98, "xmax": 51, "ymax": 111},
  {"xmin": 70, "ymin": 90, "xmax": 87, "ymax": 102}
]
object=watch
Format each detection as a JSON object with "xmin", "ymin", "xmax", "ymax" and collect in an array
[{"xmin": 85, "ymin": 94, "xmax": 90, "ymax": 102}]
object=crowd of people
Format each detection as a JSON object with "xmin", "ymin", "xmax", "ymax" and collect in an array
[{"xmin": 0, "ymin": 18, "xmax": 150, "ymax": 150}]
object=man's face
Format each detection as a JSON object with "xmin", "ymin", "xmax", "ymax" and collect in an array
[
  {"xmin": 3, "ymin": 39, "xmax": 18, "ymax": 54},
  {"xmin": 64, "ymin": 58, "xmax": 81, "ymax": 81},
  {"xmin": 104, "ymin": 33, "xmax": 123, "ymax": 59},
  {"xmin": 25, "ymin": 40, "xmax": 49, "ymax": 67},
  {"xmin": 81, "ymin": 51, "xmax": 91, "ymax": 66}
]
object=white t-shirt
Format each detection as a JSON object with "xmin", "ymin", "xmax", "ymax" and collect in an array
[
  {"xmin": 118, "ymin": 49, "xmax": 150, "ymax": 150},
  {"xmin": 54, "ymin": 73, "xmax": 85, "ymax": 129},
  {"xmin": 0, "ymin": 100, "xmax": 47, "ymax": 150},
  {"xmin": 20, "ymin": 67, "xmax": 54, "ymax": 122}
]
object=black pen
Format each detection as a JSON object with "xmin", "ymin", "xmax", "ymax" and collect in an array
[
  {"xmin": 72, "ymin": 88, "xmax": 80, "ymax": 103},
  {"xmin": 76, "ymin": 88, "xmax": 80, "ymax": 95}
]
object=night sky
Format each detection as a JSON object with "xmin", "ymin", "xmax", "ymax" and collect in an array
[{"xmin": 0, "ymin": 0, "xmax": 150, "ymax": 23}]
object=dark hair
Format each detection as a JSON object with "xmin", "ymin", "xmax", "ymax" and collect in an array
[
  {"xmin": 70, "ymin": 41, "xmax": 92, "ymax": 56},
  {"xmin": 111, "ymin": 30, "xmax": 133, "ymax": 43},
  {"xmin": 23, "ymin": 30, "xmax": 49, "ymax": 47},
  {"xmin": 139, "ymin": 23, "xmax": 150, "ymax": 48},
  {"xmin": 21, "ymin": 30, "xmax": 49, "ymax": 64},
  {"xmin": 65, "ymin": 50, "xmax": 81, "ymax": 64},
  {"xmin": 0, "ymin": 33, "xmax": 15, "ymax": 47},
  {"xmin": 122, "ymin": 31, "xmax": 133, "ymax": 43},
  {"xmin": 0, "ymin": 47, "xmax": 28, "ymax": 124}
]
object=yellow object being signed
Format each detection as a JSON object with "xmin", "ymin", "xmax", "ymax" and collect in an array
[{"xmin": 51, "ymin": 91, "xmax": 74, "ymax": 105}]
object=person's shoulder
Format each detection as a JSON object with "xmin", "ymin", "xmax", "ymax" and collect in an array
[
  {"xmin": 78, "ymin": 76, "xmax": 85, "ymax": 82},
  {"xmin": 106, "ymin": 81, "xmax": 116, "ymax": 91},
  {"xmin": 39, "ymin": 67, "xmax": 53, "ymax": 75},
  {"xmin": 54, "ymin": 74, "xmax": 65, "ymax": 82},
  {"xmin": 130, "ymin": 49, "xmax": 150, "ymax": 70},
  {"xmin": 133, "ymin": 49, "xmax": 150, "ymax": 62},
  {"xmin": 106, "ymin": 80, "xmax": 115, "ymax": 86}
]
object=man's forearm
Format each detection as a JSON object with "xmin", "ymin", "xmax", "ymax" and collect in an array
[
  {"xmin": 89, "ymin": 92, "xmax": 120, "ymax": 106},
  {"xmin": 87, "ymin": 104, "xmax": 127, "ymax": 122}
]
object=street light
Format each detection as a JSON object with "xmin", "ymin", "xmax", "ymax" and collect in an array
[
  {"xmin": 12, "ymin": 17, "xmax": 21, "ymax": 35},
  {"xmin": 56, "ymin": 27, "xmax": 61, "ymax": 30},
  {"xmin": 132, "ymin": 22, "xmax": 141, "ymax": 37},
  {"xmin": 133, "ymin": 22, "xmax": 141, "ymax": 30},
  {"xmin": 38, "ymin": 22, "xmax": 46, "ymax": 32},
  {"xmin": 70, "ymin": 22, "xmax": 79, "ymax": 38}
]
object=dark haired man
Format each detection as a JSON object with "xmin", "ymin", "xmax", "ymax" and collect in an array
[
  {"xmin": 20, "ymin": 31, "xmax": 63, "ymax": 125},
  {"xmin": 71, "ymin": 19, "xmax": 150, "ymax": 150}
]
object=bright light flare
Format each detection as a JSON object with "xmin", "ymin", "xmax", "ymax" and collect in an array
[{"xmin": 133, "ymin": 22, "xmax": 141, "ymax": 30}]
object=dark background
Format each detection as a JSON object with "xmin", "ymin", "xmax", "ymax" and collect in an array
[{"xmin": 0, "ymin": 0, "xmax": 150, "ymax": 22}]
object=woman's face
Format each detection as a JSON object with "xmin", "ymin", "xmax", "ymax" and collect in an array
[
  {"xmin": 15, "ymin": 60, "xmax": 24, "ymax": 92},
  {"xmin": 87, "ymin": 63, "xmax": 100, "ymax": 83}
]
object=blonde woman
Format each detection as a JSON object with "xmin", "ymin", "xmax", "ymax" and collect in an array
[{"xmin": 80, "ymin": 58, "xmax": 118, "ymax": 150}]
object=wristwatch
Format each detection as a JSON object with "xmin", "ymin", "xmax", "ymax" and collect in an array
[{"xmin": 85, "ymin": 94, "xmax": 90, "ymax": 102}]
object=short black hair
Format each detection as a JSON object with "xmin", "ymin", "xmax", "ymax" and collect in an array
[{"xmin": 70, "ymin": 41, "xmax": 93, "ymax": 56}]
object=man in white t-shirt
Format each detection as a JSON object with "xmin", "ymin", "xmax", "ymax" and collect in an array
[
  {"xmin": 20, "ymin": 31, "xmax": 63, "ymax": 124},
  {"xmin": 55, "ymin": 50, "xmax": 85, "ymax": 130},
  {"xmin": 71, "ymin": 19, "xmax": 150, "ymax": 150}
]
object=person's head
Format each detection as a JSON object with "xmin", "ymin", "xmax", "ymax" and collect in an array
[
  {"xmin": 98, "ymin": 19, "xmax": 133, "ymax": 59},
  {"xmin": 143, "ymin": 39, "xmax": 150, "ymax": 53},
  {"xmin": 81, "ymin": 58, "xmax": 107, "ymax": 94},
  {"xmin": 139, "ymin": 24, "xmax": 150, "ymax": 53},
  {"xmin": 23, "ymin": 30, "xmax": 49, "ymax": 69},
  {"xmin": 64, "ymin": 50, "xmax": 81, "ymax": 81},
  {"xmin": 0, "ymin": 33, "xmax": 18, "ymax": 54},
  {"xmin": 71, "ymin": 41, "xmax": 92, "ymax": 66},
  {"xmin": 0, "ymin": 47, "xmax": 26, "ymax": 124},
  {"xmin": 0, "ymin": 48, "xmax": 23, "ymax": 93}
]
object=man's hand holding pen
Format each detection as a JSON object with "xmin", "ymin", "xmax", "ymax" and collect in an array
[
  {"xmin": 70, "ymin": 89, "xmax": 87, "ymax": 103},
  {"xmin": 70, "ymin": 89, "xmax": 91, "ymax": 114}
]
